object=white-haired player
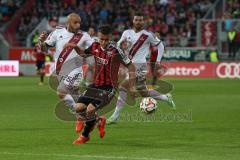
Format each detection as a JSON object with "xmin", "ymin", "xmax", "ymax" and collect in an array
[
  {"xmin": 107, "ymin": 12, "xmax": 176, "ymax": 124},
  {"xmin": 38, "ymin": 13, "xmax": 94, "ymax": 132}
]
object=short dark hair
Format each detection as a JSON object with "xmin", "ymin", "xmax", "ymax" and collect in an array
[
  {"xmin": 98, "ymin": 25, "xmax": 111, "ymax": 35},
  {"xmin": 134, "ymin": 11, "xmax": 144, "ymax": 17},
  {"xmin": 88, "ymin": 26, "xmax": 95, "ymax": 30}
]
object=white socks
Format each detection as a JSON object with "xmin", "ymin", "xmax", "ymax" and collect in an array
[
  {"xmin": 111, "ymin": 90, "xmax": 127, "ymax": 119},
  {"xmin": 63, "ymin": 94, "xmax": 76, "ymax": 112},
  {"xmin": 148, "ymin": 90, "xmax": 169, "ymax": 102}
]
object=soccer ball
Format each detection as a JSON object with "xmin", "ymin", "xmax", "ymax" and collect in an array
[{"xmin": 140, "ymin": 97, "xmax": 157, "ymax": 114}]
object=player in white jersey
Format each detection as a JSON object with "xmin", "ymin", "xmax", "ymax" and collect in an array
[
  {"xmin": 38, "ymin": 13, "xmax": 94, "ymax": 130},
  {"xmin": 107, "ymin": 13, "xmax": 176, "ymax": 124}
]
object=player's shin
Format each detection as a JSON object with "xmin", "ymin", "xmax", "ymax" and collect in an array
[
  {"xmin": 81, "ymin": 111, "xmax": 97, "ymax": 138},
  {"xmin": 148, "ymin": 90, "xmax": 168, "ymax": 101},
  {"xmin": 63, "ymin": 94, "xmax": 76, "ymax": 112},
  {"xmin": 107, "ymin": 90, "xmax": 127, "ymax": 124}
]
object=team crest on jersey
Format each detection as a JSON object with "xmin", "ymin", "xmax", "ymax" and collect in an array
[
  {"xmin": 59, "ymin": 58, "xmax": 63, "ymax": 62},
  {"xmin": 140, "ymin": 36, "xmax": 146, "ymax": 41},
  {"xmin": 74, "ymin": 36, "xmax": 79, "ymax": 40}
]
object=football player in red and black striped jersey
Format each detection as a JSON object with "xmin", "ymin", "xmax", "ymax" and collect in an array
[{"xmin": 64, "ymin": 25, "xmax": 136, "ymax": 144}]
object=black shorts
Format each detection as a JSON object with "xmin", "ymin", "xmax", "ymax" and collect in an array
[
  {"xmin": 77, "ymin": 85, "xmax": 116, "ymax": 109},
  {"xmin": 36, "ymin": 61, "xmax": 45, "ymax": 70}
]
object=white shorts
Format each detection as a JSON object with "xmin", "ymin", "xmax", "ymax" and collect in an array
[
  {"xmin": 121, "ymin": 63, "xmax": 148, "ymax": 89},
  {"xmin": 57, "ymin": 67, "xmax": 83, "ymax": 95},
  {"xmin": 56, "ymin": 57, "xmax": 84, "ymax": 94}
]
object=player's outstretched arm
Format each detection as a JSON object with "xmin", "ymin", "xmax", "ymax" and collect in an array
[{"xmin": 63, "ymin": 43, "xmax": 85, "ymax": 56}]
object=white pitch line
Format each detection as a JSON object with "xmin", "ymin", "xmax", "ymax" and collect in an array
[{"xmin": 0, "ymin": 151, "xmax": 172, "ymax": 160}]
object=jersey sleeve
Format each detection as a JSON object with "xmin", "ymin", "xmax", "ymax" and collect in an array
[
  {"xmin": 148, "ymin": 32, "xmax": 161, "ymax": 46},
  {"xmin": 45, "ymin": 30, "xmax": 57, "ymax": 47},
  {"xmin": 115, "ymin": 44, "xmax": 131, "ymax": 65},
  {"xmin": 84, "ymin": 42, "xmax": 98, "ymax": 56},
  {"xmin": 81, "ymin": 33, "xmax": 94, "ymax": 50},
  {"xmin": 117, "ymin": 30, "xmax": 128, "ymax": 47}
]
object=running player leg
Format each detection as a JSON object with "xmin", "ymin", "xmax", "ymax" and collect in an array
[
  {"xmin": 74, "ymin": 86, "xmax": 111, "ymax": 144},
  {"xmin": 37, "ymin": 61, "xmax": 45, "ymax": 85},
  {"xmin": 57, "ymin": 69, "xmax": 85, "ymax": 133},
  {"xmin": 107, "ymin": 89, "xmax": 127, "ymax": 124},
  {"xmin": 106, "ymin": 79, "xmax": 130, "ymax": 124},
  {"xmin": 73, "ymin": 102, "xmax": 91, "ymax": 144},
  {"xmin": 138, "ymin": 80, "xmax": 176, "ymax": 110}
]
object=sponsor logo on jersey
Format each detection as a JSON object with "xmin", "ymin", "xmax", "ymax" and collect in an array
[{"xmin": 96, "ymin": 57, "xmax": 108, "ymax": 65}]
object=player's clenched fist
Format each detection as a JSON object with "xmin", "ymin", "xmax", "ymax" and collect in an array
[
  {"xmin": 38, "ymin": 31, "xmax": 47, "ymax": 43},
  {"xmin": 120, "ymin": 38, "xmax": 128, "ymax": 50}
]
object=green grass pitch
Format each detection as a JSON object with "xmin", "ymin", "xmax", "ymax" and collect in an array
[{"xmin": 0, "ymin": 77, "xmax": 239, "ymax": 160}]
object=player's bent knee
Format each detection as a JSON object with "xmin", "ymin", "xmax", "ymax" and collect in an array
[
  {"xmin": 57, "ymin": 91, "xmax": 66, "ymax": 99},
  {"xmin": 75, "ymin": 103, "xmax": 87, "ymax": 112},
  {"xmin": 86, "ymin": 104, "xmax": 97, "ymax": 121},
  {"xmin": 87, "ymin": 104, "xmax": 96, "ymax": 113}
]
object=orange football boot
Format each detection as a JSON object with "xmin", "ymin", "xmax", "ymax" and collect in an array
[
  {"xmin": 73, "ymin": 135, "xmax": 89, "ymax": 144},
  {"xmin": 97, "ymin": 116, "xmax": 106, "ymax": 138}
]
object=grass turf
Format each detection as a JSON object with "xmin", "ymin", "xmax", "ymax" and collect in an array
[{"xmin": 0, "ymin": 77, "xmax": 239, "ymax": 160}]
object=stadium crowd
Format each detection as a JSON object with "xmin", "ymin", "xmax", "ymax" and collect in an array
[
  {"xmin": 0, "ymin": 0, "xmax": 24, "ymax": 28},
  {"xmin": 14, "ymin": 0, "xmax": 216, "ymax": 47},
  {"xmin": 226, "ymin": 0, "xmax": 240, "ymax": 19},
  {"xmin": 3, "ymin": 0, "xmax": 240, "ymax": 48}
]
